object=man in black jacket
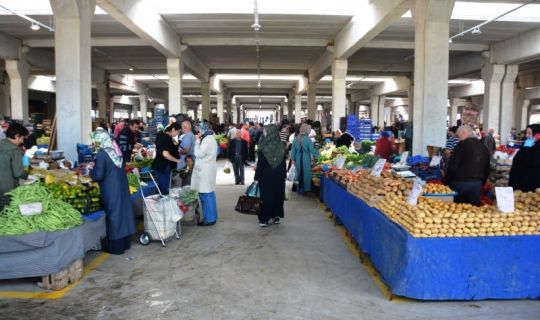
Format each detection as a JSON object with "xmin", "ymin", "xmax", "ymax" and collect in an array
[
  {"xmin": 228, "ymin": 129, "xmax": 248, "ymax": 185},
  {"xmin": 116, "ymin": 119, "xmax": 140, "ymax": 165},
  {"xmin": 444, "ymin": 125, "xmax": 491, "ymax": 206}
]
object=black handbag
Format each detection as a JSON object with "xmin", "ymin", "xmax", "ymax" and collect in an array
[{"xmin": 235, "ymin": 195, "xmax": 261, "ymax": 215}]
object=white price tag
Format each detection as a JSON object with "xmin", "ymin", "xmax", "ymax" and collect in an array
[
  {"xmin": 495, "ymin": 187, "xmax": 515, "ymax": 213},
  {"xmin": 370, "ymin": 159, "xmax": 387, "ymax": 177},
  {"xmin": 336, "ymin": 156, "xmax": 346, "ymax": 170},
  {"xmin": 407, "ymin": 178, "xmax": 425, "ymax": 205},
  {"xmin": 399, "ymin": 151, "xmax": 409, "ymax": 164},
  {"xmin": 429, "ymin": 155, "xmax": 442, "ymax": 167}
]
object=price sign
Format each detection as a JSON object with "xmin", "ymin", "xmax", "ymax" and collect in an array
[
  {"xmin": 399, "ymin": 151, "xmax": 409, "ymax": 164},
  {"xmin": 407, "ymin": 178, "xmax": 425, "ymax": 205},
  {"xmin": 429, "ymin": 155, "xmax": 442, "ymax": 167},
  {"xmin": 370, "ymin": 159, "xmax": 387, "ymax": 177},
  {"xmin": 495, "ymin": 187, "xmax": 515, "ymax": 213},
  {"xmin": 336, "ymin": 156, "xmax": 346, "ymax": 170}
]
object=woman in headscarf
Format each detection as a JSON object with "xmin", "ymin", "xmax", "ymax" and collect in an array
[
  {"xmin": 89, "ymin": 130, "xmax": 136, "ymax": 255},
  {"xmin": 291, "ymin": 123, "xmax": 319, "ymax": 194},
  {"xmin": 191, "ymin": 120, "xmax": 219, "ymax": 226},
  {"xmin": 509, "ymin": 124, "xmax": 540, "ymax": 192},
  {"xmin": 255, "ymin": 124, "xmax": 287, "ymax": 227}
]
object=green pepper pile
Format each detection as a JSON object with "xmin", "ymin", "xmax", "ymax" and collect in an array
[{"xmin": 0, "ymin": 184, "xmax": 83, "ymax": 236}]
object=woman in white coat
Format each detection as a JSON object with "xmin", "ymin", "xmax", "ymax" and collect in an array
[{"xmin": 191, "ymin": 121, "xmax": 218, "ymax": 226}]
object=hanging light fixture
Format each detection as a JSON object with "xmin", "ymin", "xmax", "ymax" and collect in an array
[
  {"xmin": 252, "ymin": 0, "xmax": 262, "ymax": 109},
  {"xmin": 471, "ymin": 27, "xmax": 482, "ymax": 35},
  {"xmin": 30, "ymin": 22, "xmax": 40, "ymax": 31}
]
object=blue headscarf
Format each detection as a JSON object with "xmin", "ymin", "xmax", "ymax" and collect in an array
[
  {"xmin": 197, "ymin": 121, "xmax": 214, "ymax": 141},
  {"xmin": 380, "ymin": 131, "xmax": 390, "ymax": 138}
]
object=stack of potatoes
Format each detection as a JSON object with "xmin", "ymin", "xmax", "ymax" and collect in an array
[
  {"xmin": 514, "ymin": 189, "xmax": 540, "ymax": 212},
  {"xmin": 423, "ymin": 183, "xmax": 454, "ymax": 194},
  {"xmin": 375, "ymin": 194, "xmax": 540, "ymax": 238},
  {"xmin": 348, "ymin": 170, "xmax": 413, "ymax": 204}
]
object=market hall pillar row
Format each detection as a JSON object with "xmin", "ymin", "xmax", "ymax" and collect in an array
[
  {"xmin": 370, "ymin": 95, "xmax": 385, "ymax": 129},
  {"xmin": 287, "ymin": 95, "xmax": 294, "ymax": 121},
  {"xmin": 201, "ymin": 81, "xmax": 210, "ymax": 121},
  {"xmin": 295, "ymin": 92, "xmax": 302, "ymax": 124},
  {"xmin": 216, "ymin": 92, "xmax": 224, "ymax": 124},
  {"xmin": 307, "ymin": 82, "xmax": 317, "ymax": 121},
  {"xmin": 514, "ymin": 89, "xmax": 530, "ymax": 133},
  {"xmin": 449, "ymin": 97, "xmax": 464, "ymax": 128},
  {"xmin": 0, "ymin": 73, "xmax": 10, "ymax": 117},
  {"xmin": 481, "ymin": 63, "xmax": 505, "ymax": 134},
  {"xmin": 499, "ymin": 65, "xmax": 518, "ymax": 145},
  {"xmin": 331, "ymin": 59, "xmax": 347, "ymax": 131},
  {"xmin": 411, "ymin": 0, "xmax": 455, "ymax": 156},
  {"xmin": 50, "ymin": 0, "xmax": 96, "ymax": 162},
  {"xmin": 167, "ymin": 57, "xmax": 183, "ymax": 114},
  {"xmin": 96, "ymin": 81, "xmax": 108, "ymax": 122},
  {"xmin": 280, "ymin": 100, "xmax": 286, "ymax": 122},
  {"xmin": 139, "ymin": 94, "xmax": 148, "ymax": 123},
  {"xmin": 5, "ymin": 59, "xmax": 29, "ymax": 122}
]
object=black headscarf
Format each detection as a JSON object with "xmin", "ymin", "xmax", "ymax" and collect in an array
[{"xmin": 527, "ymin": 124, "xmax": 540, "ymax": 136}]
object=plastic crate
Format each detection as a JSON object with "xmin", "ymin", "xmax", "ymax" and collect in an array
[{"xmin": 65, "ymin": 194, "xmax": 103, "ymax": 214}]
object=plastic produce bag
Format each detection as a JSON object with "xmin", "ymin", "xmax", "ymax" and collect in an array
[
  {"xmin": 287, "ymin": 164, "xmax": 298, "ymax": 182},
  {"xmin": 223, "ymin": 160, "xmax": 232, "ymax": 174},
  {"xmin": 246, "ymin": 182, "xmax": 260, "ymax": 198}
]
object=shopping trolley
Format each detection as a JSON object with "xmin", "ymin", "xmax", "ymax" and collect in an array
[{"xmin": 137, "ymin": 169, "xmax": 183, "ymax": 247}]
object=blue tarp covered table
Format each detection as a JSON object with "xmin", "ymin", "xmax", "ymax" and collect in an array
[{"xmin": 321, "ymin": 175, "xmax": 540, "ymax": 300}]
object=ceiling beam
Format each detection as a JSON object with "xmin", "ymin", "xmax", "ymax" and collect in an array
[
  {"xmin": 0, "ymin": 32, "xmax": 21, "ymax": 60},
  {"xmin": 96, "ymin": 0, "xmax": 181, "ymax": 58},
  {"xmin": 449, "ymin": 52, "xmax": 486, "ymax": 79},
  {"xmin": 334, "ymin": 0, "xmax": 411, "ymax": 60},
  {"xmin": 24, "ymin": 36, "xmax": 148, "ymax": 48},
  {"xmin": 365, "ymin": 40, "xmax": 488, "ymax": 52},
  {"xmin": 491, "ymin": 27, "xmax": 540, "ymax": 65},
  {"xmin": 449, "ymin": 81, "xmax": 485, "ymax": 98},
  {"xmin": 182, "ymin": 46, "xmax": 210, "ymax": 82},
  {"xmin": 308, "ymin": 46, "xmax": 334, "ymax": 83},
  {"xmin": 371, "ymin": 76, "xmax": 411, "ymax": 96},
  {"xmin": 183, "ymin": 37, "xmax": 329, "ymax": 47}
]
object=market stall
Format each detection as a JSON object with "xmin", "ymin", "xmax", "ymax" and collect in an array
[{"xmin": 320, "ymin": 171, "xmax": 540, "ymax": 300}]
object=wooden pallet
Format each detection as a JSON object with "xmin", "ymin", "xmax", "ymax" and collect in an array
[{"xmin": 38, "ymin": 259, "xmax": 83, "ymax": 291}]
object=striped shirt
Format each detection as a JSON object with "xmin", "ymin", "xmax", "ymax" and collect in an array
[
  {"xmin": 445, "ymin": 136, "xmax": 460, "ymax": 151},
  {"xmin": 279, "ymin": 128, "xmax": 289, "ymax": 143}
]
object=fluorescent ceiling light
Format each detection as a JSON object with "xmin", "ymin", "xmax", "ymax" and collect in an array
[
  {"xmin": 128, "ymin": 74, "xmax": 196, "ymax": 81},
  {"xmin": 321, "ymin": 75, "xmax": 392, "ymax": 82}
]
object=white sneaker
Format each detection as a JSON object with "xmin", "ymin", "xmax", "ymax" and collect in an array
[
  {"xmin": 258, "ymin": 222, "xmax": 268, "ymax": 228},
  {"xmin": 271, "ymin": 217, "xmax": 281, "ymax": 224}
]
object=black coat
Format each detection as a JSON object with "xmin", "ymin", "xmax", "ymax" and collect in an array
[
  {"xmin": 444, "ymin": 138, "xmax": 490, "ymax": 185},
  {"xmin": 255, "ymin": 151, "xmax": 286, "ymax": 223},
  {"xmin": 227, "ymin": 139, "xmax": 248, "ymax": 162},
  {"xmin": 509, "ymin": 143, "xmax": 540, "ymax": 192}
]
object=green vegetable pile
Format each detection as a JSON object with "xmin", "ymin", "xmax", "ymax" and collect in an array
[
  {"xmin": 0, "ymin": 184, "xmax": 83, "ymax": 236},
  {"xmin": 127, "ymin": 173, "xmax": 140, "ymax": 188},
  {"xmin": 361, "ymin": 154, "xmax": 380, "ymax": 168},
  {"xmin": 129, "ymin": 157, "xmax": 153, "ymax": 169},
  {"xmin": 360, "ymin": 140, "xmax": 374, "ymax": 153},
  {"xmin": 179, "ymin": 188, "xmax": 199, "ymax": 205}
]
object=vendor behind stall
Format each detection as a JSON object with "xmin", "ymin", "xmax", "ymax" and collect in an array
[
  {"xmin": 509, "ymin": 124, "xmax": 540, "ymax": 192},
  {"xmin": 444, "ymin": 125, "xmax": 490, "ymax": 206},
  {"xmin": 89, "ymin": 130, "xmax": 135, "ymax": 255},
  {"xmin": 0, "ymin": 123, "xmax": 29, "ymax": 194},
  {"xmin": 116, "ymin": 119, "xmax": 141, "ymax": 165},
  {"xmin": 335, "ymin": 130, "xmax": 355, "ymax": 149},
  {"xmin": 374, "ymin": 131, "xmax": 395, "ymax": 160}
]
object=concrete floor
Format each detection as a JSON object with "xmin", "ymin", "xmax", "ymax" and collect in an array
[{"xmin": 1, "ymin": 161, "xmax": 539, "ymax": 319}]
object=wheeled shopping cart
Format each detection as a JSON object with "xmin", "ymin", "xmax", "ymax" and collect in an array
[{"xmin": 137, "ymin": 172, "xmax": 183, "ymax": 247}]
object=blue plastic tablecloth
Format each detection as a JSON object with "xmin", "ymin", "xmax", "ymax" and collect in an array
[
  {"xmin": 130, "ymin": 181, "xmax": 157, "ymax": 200},
  {"xmin": 321, "ymin": 175, "xmax": 540, "ymax": 300}
]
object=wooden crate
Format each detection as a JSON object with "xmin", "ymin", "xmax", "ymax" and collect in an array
[{"xmin": 39, "ymin": 259, "xmax": 83, "ymax": 291}]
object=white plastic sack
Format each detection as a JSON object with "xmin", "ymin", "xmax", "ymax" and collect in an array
[
  {"xmin": 224, "ymin": 160, "xmax": 233, "ymax": 174},
  {"xmin": 287, "ymin": 164, "xmax": 298, "ymax": 182}
]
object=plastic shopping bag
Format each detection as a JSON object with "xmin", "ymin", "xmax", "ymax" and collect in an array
[
  {"xmin": 246, "ymin": 182, "xmax": 260, "ymax": 198},
  {"xmin": 223, "ymin": 160, "xmax": 232, "ymax": 174},
  {"xmin": 287, "ymin": 164, "xmax": 298, "ymax": 182}
]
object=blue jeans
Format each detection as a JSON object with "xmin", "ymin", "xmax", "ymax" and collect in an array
[
  {"xmin": 449, "ymin": 180, "xmax": 482, "ymax": 206},
  {"xmin": 155, "ymin": 167, "xmax": 172, "ymax": 195}
]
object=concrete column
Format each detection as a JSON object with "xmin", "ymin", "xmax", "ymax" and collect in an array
[
  {"xmin": 0, "ymin": 75, "xmax": 11, "ymax": 117},
  {"xmin": 280, "ymin": 100, "xmax": 286, "ymax": 122},
  {"xmin": 407, "ymin": 85, "xmax": 414, "ymax": 121},
  {"xmin": 51, "ymin": 0, "xmax": 96, "ymax": 161},
  {"xmin": 287, "ymin": 98, "xmax": 294, "ymax": 121},
  {"xmin": 5, "ymin": 60, "xmax": 29, "ymax": 122},
  {"xmin": 201, "ymin": 81, "xmax": 210, "ymax": 120},
  {"xmin": 295, "ymin": 94, "xmax": 302, "ymax": 124},
  {"xmin": 225, "ymin": 95, "xmax": 232, "ymax": 124},
  {"xmin": 514, "ymin": 89, "xmax": 530, "ymax": 132},
  {"xmin": 500, "ymin": 65, "xmax": 518, "ymax": 145},
  {"xmin": 449, "ymin": 97, "xmax": 463, "ymax": 127},
  {"xmin": 307, "ymin": 83, "xmax": 317, "ymax": 120},
  {"xmin": 96, "ymin": 81, "xmax": 108, "ymax": 121},
  {"xmin": 139, "ymin": 94, "xmax": 148, "ymax": 123},
  {"xmin": 167, "ymin": 58, "xmax": 183, "ymax": 114},
  {"xmin": 131, "ymin": 99, "xmax": 139, "ymax": 119},
  {"xmin": 216, "ymin": 93, "xmax": 224, "ymax": 124},
  {"xmin": 481, "ymin": 63, "xmax": 505, "ymax": 133},
  {"xmin": 377, "ymin": 96, "xmax": 390, "ymax": 129},
  {"xmin": 331, "ymin": 59, "xmax": 347, "ymax": 131},
  {"xmin": 370, "ymin": 95, "xmax": 378, "ymax": 125},
  {"xmin": 412, "ymin": 0, "xmax": 455, "ymax": 156},
  {"xmin": 109, "ymin": 97, "xmax": 115, "ymax": 122}
]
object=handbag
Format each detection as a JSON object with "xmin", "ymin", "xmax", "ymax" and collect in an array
[{"xmin": 235, "ymin": 195, "xmax": 261, "ymax": 215}]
